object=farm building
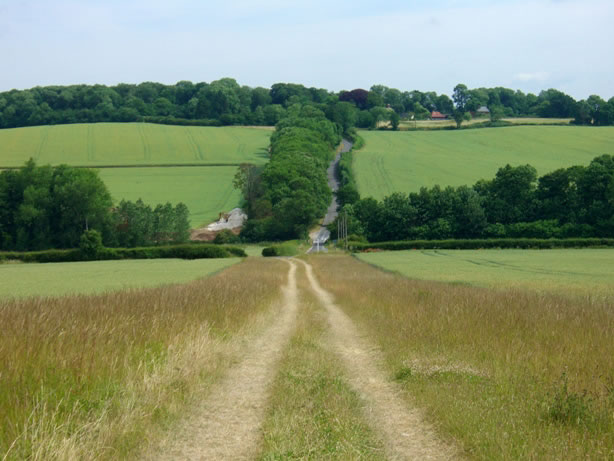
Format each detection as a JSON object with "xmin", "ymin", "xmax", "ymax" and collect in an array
[
  {"xmin": 476, "ymin": 106, "xmax": 490, "ymax": 115},
  {"xmin": 431, "ymin": 111, "xmax": 447, "ymax": 120}
]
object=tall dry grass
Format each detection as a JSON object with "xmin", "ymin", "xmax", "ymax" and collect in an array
[
  {"xmin": 0, "ymin": 258, "xmax": 286, "ymax": 460},
  {"xmin": 309, "ymin": 254, "xmax": 614, "ymax": 459}
]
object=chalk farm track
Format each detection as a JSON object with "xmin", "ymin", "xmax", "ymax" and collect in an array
[{"xmin": 143, "ymin": 258, "xmax": 456, "ymax": 460}]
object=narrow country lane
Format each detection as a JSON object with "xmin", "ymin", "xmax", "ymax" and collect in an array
[{"xmin": 308, "ymin": 138, "xmax": 353, "ymax": 253}]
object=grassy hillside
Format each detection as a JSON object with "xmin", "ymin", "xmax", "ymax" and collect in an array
[
  {"xmin": 0, "ymin": 123, "xmax": 272, "ymax": 226},
  {"xmin": 0, "ymin": 258, "xmax": 240, "ymax": 298},
  {"xmin": 354, "ymin": 126, "xmax": 614, "ymax": 199},
  {"xmin": 357, "ymin": 249, "xmax": 614, "ymax": 297},
  {"xmin": 0, "ymin": 123, "xmax": 271, "ymax": 167},
  {"xmin": 99, "ymin": 166, "xmax": 241, "ymax": 226}
]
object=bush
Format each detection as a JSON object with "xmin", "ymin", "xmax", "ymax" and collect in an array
[
  {"xmin": 213, "ymin": 229, "xmax": 241, "ymax": 244},
  {"xmin": 79, "ymin": 229, "xmax": 104, "ymax": 260}
]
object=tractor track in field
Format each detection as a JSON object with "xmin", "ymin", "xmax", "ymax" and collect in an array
[
  {"xmin": 146, "ymin": 258, "xmax": 457, "ymax": 460},
  {"xmin": 145, "ymin": 260, "xmax": 299, "ymax": 461},
  {"xmin": 295, "ymin": 258, "xmax": 457, "ymax": 460}
]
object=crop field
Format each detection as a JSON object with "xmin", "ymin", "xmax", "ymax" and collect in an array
[
  {"xmin": 357, "ymin": 249, "xmax": 614, "ymax": 297},
  {"xmin": 399, "ymin": 117, "xmax": 572, "ymax": 129},
  {"xmin": 354, "ymin": 126, "xmax": 614, "ymax": 199},
  {"xmin": 0, "ymin": 123, "xmax": 272, "ymax": 226},
  {"xmin": 99, "ymin": 166, "xmax": 241, "ymax": 226},
  {"xmin": 0, "ymin": 123, "xmax": 271, "ymax": 167},
  {"xmin": 0, "ymin": 257, "xmax": 240, "ymax": 298}
]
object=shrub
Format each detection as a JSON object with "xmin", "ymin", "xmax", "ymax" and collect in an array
[
  {"xmin": 213, "ymin": 229, "xmax": 241, "ymax": 244},
  {"xmin": 79, "ymin": 229, "xmax": 104, "ymax": 260}
]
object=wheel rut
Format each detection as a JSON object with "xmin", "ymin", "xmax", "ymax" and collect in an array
[
  {"xmin": 145, "ymin": 260, "xmax": 299, "ymax": 461},
  {"xmin": 295, "ymin": 258, "xmax": 458, "ymax": 460}
]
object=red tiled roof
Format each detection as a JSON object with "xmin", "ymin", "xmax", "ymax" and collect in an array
[{"xmin": 431, "ymin": 111, "xmax": 446, "ymax": 118}]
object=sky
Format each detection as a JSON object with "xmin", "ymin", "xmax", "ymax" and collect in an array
[{"xmin": 1, "ymin": 0, "xmax": 613, "ymax": 99}]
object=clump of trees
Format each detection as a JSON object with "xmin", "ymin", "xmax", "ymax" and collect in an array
[
  {"xmin": 332, "ymin": 155, "xmax": 614, "ymax": 242},
  {"xmin": 239, "ymin": 105, "xmax": 340, "ymax": 240},
  {"xmin": 3, "ymin": 79, "xmax": 610, "ymax": 132},
  {"xmin": 0, "ymin": 160, "xmax": 190, "ymax": 251}
]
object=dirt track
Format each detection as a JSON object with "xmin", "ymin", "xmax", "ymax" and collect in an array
[
  {"xmin": 296, "ymin": 259, "xmax": 456, "ymax": 460},
  {"xmin": 146, "ymin": 260, "xmax": 299, "ymax": 460},
  {"xmin": 147, "ymin": 258, "xmax": 456, "ymax": 460}
]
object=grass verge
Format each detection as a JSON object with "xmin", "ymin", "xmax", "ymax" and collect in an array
[
  {"xmin": 308, "ymin": 254, "xmax": 614, "ymax": 459},
  {"xmin": 0, "ymin": 258, "xmax": 286, "ymax": 460},
  {"xmin": 257, "ymin": 273, "xmax": 385, "ymax": 460}
]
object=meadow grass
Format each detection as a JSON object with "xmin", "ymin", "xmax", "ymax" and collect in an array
[
  {"xmin": 357, "ymin": 249, "xmax": 614, "ymax": 298},
  {"xmin": 0, "ymin": 123, "xmax": 271, "ymax": 167},
  {"xmin": 354, "ymin": 126, "xmax": 614, "ymax": 199},
  {"xmin": 309, "ymin": 254, "xmax": 614, "ymax": 459},
  {"xmin": 0, "ymin": 258, "xmax": 240, "ymax": 299},
  {"xmin": 257, "ymin": 272, "xmax": 385, "ymax": 460},
  {"xmin": 99, "ymin": 166, "xmax": 242, "ymax": 226},
  {"xmin": 0, "ymin": 258, "xmax": 286, "ymax": 460}
]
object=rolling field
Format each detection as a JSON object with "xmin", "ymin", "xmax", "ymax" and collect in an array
[
  {"xmin": 354, "ymin": 126, "xmax": 614, "ymax": 199},
  {"xmin": 0, "ymin": 123, "xmax": 272, "ymax": 226},
  {"xmin": 0, "ymin": 123, "xmax": 271, "ymax": 167},
  {"xmin": 357, "ymin": 249, "xmax": 614, "ymax": 297},
  {"xmin": 0, "ymin": 258, "xmax": 240, "ymax": 298},
  {"xmin": 99, "ymin": 166, "xmax": 241, "ymax": 226}
]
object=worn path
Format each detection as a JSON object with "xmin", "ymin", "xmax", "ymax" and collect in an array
[
  {"xmin": 296, "ymin": 258, "xmax": 457, "ymax": 460},
  {"xmin": 146, "ymin": 260, "xmax": 298, "ymax": 461}
]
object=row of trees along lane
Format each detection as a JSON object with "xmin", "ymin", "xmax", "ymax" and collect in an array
[{"xmin": 236, "ymin": 105, "xmax": 341, "ymax": 241}]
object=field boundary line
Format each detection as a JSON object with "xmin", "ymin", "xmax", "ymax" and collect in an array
[{"xmin": 295, "ymin": 258, "xmax": 459, "ymax": 460}]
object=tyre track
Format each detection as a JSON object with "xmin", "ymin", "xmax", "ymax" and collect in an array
[
  {"xmin": 295, "ymin": 258, "xmax": 458, "ymax": 460},
  {"xmin": 146, "ymin": 260, "xmax": 299, "ymax": 461}
]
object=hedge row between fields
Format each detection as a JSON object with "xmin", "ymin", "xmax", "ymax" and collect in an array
[
  {"xmin": 348, "ymin": 238, "xmax": 614, "ymax": 252},
  {"xmin": 0, "ymin": 244, "xmax": 246, "ymax": 263}
]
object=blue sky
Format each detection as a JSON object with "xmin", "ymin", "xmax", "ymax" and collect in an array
[{"xmin": 1, "ymin": 0, "xmax": 612, "ymax": 99}]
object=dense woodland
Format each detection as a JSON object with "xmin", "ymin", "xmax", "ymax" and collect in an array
[
  {"xmin": 1, "ymin": 79, "xmax": 613, "ymax": 131},
  {"xmin": 0, "ymin": 161, "xmax": 190, "ymax": 251},
  {"xmin": 333, "ymin": 155, "xmax": 614, "ymax": 241}
]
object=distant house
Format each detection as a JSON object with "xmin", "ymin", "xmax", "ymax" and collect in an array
[
  {"xmin": 476, "ymin": 106, "xmax": 490, "ymax": 115},
  {"xmin": 431, "ymin": 111, "xmax": 447, "ymax": 120}
]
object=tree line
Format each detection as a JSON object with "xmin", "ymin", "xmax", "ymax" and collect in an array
[
  {"xmin": 0, "ymin": 160, "xmax": 190, "ymax": 251},
  {"xmin": 1, "ymin": 79, "xmax": 612, "ymax": 131},
  {"xmin": 333, "ymin": 155, "xmax": 614, "ymax": 242},
  {"xmin": 237, "ymin": 105, "xmax": 341, "ymax": 241}
]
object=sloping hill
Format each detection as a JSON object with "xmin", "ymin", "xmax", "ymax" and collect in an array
[
  {"xmin": 354, "ymin": 126, "xmax": 614, "ymax": 199},
  {"xmin": 0, "ymin": 123, "xmax": 271, "ymax": 167},
  {"xmin": 0, "ymin": 123, "xmax": 272, "ymax": 226}
]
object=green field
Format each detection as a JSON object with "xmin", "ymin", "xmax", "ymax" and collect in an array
[
  {"xmin": 0, "ymin": 258, "xmax": 240, "ymax": 298},
  {"xmin": 357, "ymin": 249, "xmax": 614, "ymax": 297},
  {"xmin": 0, "ymin": 123, "xmax": 271, "ymax": 167},
  {"xmin": 354, "ymin": 126, "xmax": 614, "ymax": 199},
  {"xmin": 99, "ymin": 166, "xmax": 241, "ymax": 226},
  {"xmin": 0, "ymin": 123, "xmax": 272, "ymax": 226}
]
